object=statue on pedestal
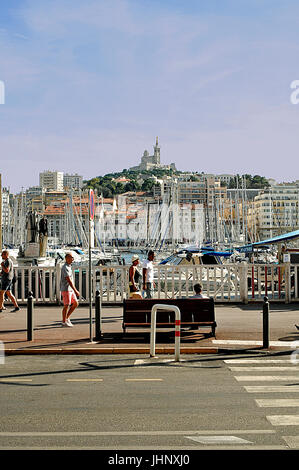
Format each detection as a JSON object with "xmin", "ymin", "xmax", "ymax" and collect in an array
[
  {"xmin": 26, "ymin": 211, "xmax": 39, "ymax": 244},
  {"xmin": 39, "ymin": 216, "xmax": 48, "ymax": 257}
]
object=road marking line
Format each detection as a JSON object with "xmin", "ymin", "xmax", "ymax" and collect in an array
[
  {"xmin": 267, "ymin": 415, "xmax": 299, "ymax": 426},
  {"xmin": 235, "ymin": 376, "xmax": 299, "ymax": 382},
  {"xmin": 230, "ymin": 366, "xmax": 299, "ymax": 371},
  {"xmin": 0, "ymin": 445, "xmax": 288, "ymax": 450},
  {"xmin": 0, "ymin": 430, "xmax": 276, "ymax": 437},
  {"xmin": 185, "ymin": 435, "xmax": 253, "ymax": 445},
  {"xmin": 125, "ymin": 378, "xmax": 163, "ymax": 382},
  {"xmin": 255, "ymin": 399, "xmax": 299, "ymax": 407},
  {"xmin": 66, "ymin": 379, "xmax": 103, "ymax": 382},
  {"xmin": 0, "ymin": 379, "xmax": 32, "ymax": 382},
  {"xmin": 244, "ymin": 386, "xmax": 299, "ymax": 393},
  {"xmin": 225, "ymin": 359, "xmax": 293, "ymax": 364},
  {"xmin": 213, "ymin": 340, "xmax": 299, "ymax": 347}
]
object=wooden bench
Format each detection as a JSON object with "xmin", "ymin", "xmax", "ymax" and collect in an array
[{"xmin": 122, "ymin": 298, "xmax": 216, "ymax": 337}]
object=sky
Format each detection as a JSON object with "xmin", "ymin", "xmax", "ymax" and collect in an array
[{"xmin": 1, "ymin": 0, "xmax": 299, "ymax": 193}]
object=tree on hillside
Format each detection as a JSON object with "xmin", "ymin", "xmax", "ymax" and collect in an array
[{"xmin": 228, "ymin": 174, "xmax": 270, "ymax": 189}]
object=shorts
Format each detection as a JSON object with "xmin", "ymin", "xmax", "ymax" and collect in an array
[
  {"xmin": 1, "ymin": 279, "xmax": 12, "ymax": 292},
  {"xmin": 61, "ymin": 291, "xmax": 77, "ymax": 306}
]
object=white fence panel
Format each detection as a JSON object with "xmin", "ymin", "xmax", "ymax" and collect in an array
[{"xmin": 8, "ymin": 263, "xmax": 299, "ymax": 304}]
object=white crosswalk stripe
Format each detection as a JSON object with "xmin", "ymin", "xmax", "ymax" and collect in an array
[
  {"xmin": 185, "ymin": 435, "xmax": 253, "ymax": 445},
  {"xmin": 267, "ymin": 416, "xmax": 299, "ymax": 426},
  {"xmin": 235, "ymin": 375, "xmax": 299, "ymax": 381},
  {"xmin": 224, "ymin": 359, "xmax": 294, "ymax": 364},
  {"xmin": 245, "ymin": 386, "xmax": 299, "ymax": 393},
  {"xmin": 255, "ymin": 399, "xmax": 299, "ymax": 407},
  {"xmin": 229, "ymin": 366, "xmax": 299, "ymax": 371},
  {"xmin": 226, "ymin": 355, "xmax": 299, "ymax": 448}
]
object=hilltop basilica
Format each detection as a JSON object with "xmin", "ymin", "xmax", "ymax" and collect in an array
[{"xmin": 129, "ymin": 137, "xmax": 177, "ymax": 172}]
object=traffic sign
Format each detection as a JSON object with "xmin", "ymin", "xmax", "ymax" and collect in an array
[{"xmin": 89, "ymin": 189, "xmax": 95, "ymax": 220}]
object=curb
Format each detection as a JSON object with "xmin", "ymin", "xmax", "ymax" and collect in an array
[
  {"xmin": 3, "ymin": 347, "xmax": 219, "ymax": 355},
  {"xmin": 2, "ymin": 345, "xmax": 291, "ymax": 355}
]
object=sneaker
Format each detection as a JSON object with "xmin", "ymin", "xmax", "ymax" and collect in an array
[
  {"xmin": 66, "ymin": 319, "xmax": 73, "ymax": 327},
  {"xmin": 61, "ymin": 322, "xmax": 70, "ymax": 327},
  {"xmin": 11, "ymin": 307, "xmax": 20, "ymax": 312}
]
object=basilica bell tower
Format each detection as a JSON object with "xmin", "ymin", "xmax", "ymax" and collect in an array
[{"xmin": 153, "ymin": 136, "xmax": 160, "ymax": 165}]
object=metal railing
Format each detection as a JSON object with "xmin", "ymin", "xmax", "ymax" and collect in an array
[
  {"xmin": 9, "ymin": 263, "xmax": 299, "ymax": 304},
  {"xmin": 150, "ymin": 304, "xmax": 181, "ymax": 361}
]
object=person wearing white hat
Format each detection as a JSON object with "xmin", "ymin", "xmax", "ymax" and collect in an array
[{"xmin": 129, "ymin": 254, "xmax": 142, "ymax": 299}]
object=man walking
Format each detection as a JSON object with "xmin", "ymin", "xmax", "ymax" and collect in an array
[
  {"xmin": 142, "ymin": 250, "xmax": 155, "ymax": 298},
  {"xmin": 60, "ymin": 252, "xmax": 80, "ymax": 327},
  {"xmin": 0, "ymin": 250, "xmax": 19, "ymax": 312}
]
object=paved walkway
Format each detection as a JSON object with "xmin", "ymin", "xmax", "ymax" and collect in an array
[{"xmin": 0, "ymin": 302, "xmax": 298, "ymax": 354}]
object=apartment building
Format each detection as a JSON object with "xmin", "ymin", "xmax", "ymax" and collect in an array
[
  {"xmin": 1, "ymin": 187, "xmax": 11, "ymax": 227},
  {"xmin": 154, "ymin": 175, "xmax": 227, "ymax": 206},
  {"xmin": 39, "ymin": 171, "xmax": 64, "ymax": 191},
  {"xmin": 1, "ymin": 187, "xmax": 13, "ymax": 245},
  {"xmin": 251, "ymin": 183, "xmax": 299, "ymax": 240},
  {"xmin": 178, "ymin": 179, "xmax": 226, "ymax": 206},
  {"xmin": 63, "ymin": 173, "xmax": 83, "ymax": 190}
]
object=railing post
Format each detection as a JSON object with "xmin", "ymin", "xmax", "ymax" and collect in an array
[
  {"xmin": 263, "ymin": 296, "xmax": 269, "ymax": 349},
  {"xmin": 95, "ymin": 290, "xmax": 102, "ymax": 340},
  {"xmin": 55, "ymin": 264, "xmax": 61, "ymax": 304},
  {"xmin": 285, "ymin": 263, "xmax": 291, "ymax": 304},
  {"xmin": 27, "ymin": 291, "xmax": 34, "ymax": 341},
  {"xmin": 239, "ymin": 262, "xmax": 248, "ymax": 304}
]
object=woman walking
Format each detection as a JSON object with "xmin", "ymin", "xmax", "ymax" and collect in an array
[{"xmin": 129, "ymin": 255, "xmax": 142, "ymax": 299}]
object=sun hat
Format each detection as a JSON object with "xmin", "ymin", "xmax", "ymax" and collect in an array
[{"xmin": 131, "ymin": 254, "xmax": 139, "ymax": 262}]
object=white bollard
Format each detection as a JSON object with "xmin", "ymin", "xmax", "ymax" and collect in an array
[{"xmin": 150, "ymin": 304, "xmax": 181, "ymax": 362}]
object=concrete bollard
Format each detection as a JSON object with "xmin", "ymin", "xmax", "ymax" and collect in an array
[
  {"xmin": 95, "ymin": 290, "xmax": 102, "ymax": 340},
  {"xmin": 27, "ymin": 291, "xmax": 34, "ymax": 341},
  {"xmin": 263, "ymin": 296, "xmax": 269, "ymax": 349}
]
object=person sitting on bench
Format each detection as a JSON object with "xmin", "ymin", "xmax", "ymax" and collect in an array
[{"xmin": 190, "ymin": 283, "xmax": 209, "ymax": 299}]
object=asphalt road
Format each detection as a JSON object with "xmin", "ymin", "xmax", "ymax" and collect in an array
[{"xmin": 1, "ymin": 352, "xmax": 299, "ymax": 452}]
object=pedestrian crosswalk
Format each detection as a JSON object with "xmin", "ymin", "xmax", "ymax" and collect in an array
[{"xmin": 224, "ymin": 354, "xmax": 299, "ymax": 449}]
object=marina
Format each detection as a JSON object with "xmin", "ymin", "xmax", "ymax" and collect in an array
[
  {"xmin": 1, "ymin": 196, "xmax": 299, "ymax": 308},
  {"xmin": 6, "ymin": 260, "xmax": 299, "ymax": 306},
  {"xmin": 1, "ymin": 178, "xmax": 299, "ymax": 308}
]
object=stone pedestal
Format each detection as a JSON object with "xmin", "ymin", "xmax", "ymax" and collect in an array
[
  {"xmin": 24, "ymin": 242, "xmax": 39, "ymax": 258},
  {"xmin": 39, "ymin": 234, "xmax": 48, "ymax": 257}
]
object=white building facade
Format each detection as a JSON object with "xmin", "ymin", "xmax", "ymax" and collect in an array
[
  {"xmin": 252, "ymin": 183, "xmax": 299, "ymax": 240},
  {"xmin": 39, "ymin": 171, "xmax": 64, "ymax": 191},
  {"xmin": 63, "ymin": 173, "xmax": 83, "ymax": 190}
]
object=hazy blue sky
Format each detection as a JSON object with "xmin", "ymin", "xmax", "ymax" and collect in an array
[{"xmin": 0, "ymin": 0, "xmax": 299, "ymax": 193}]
